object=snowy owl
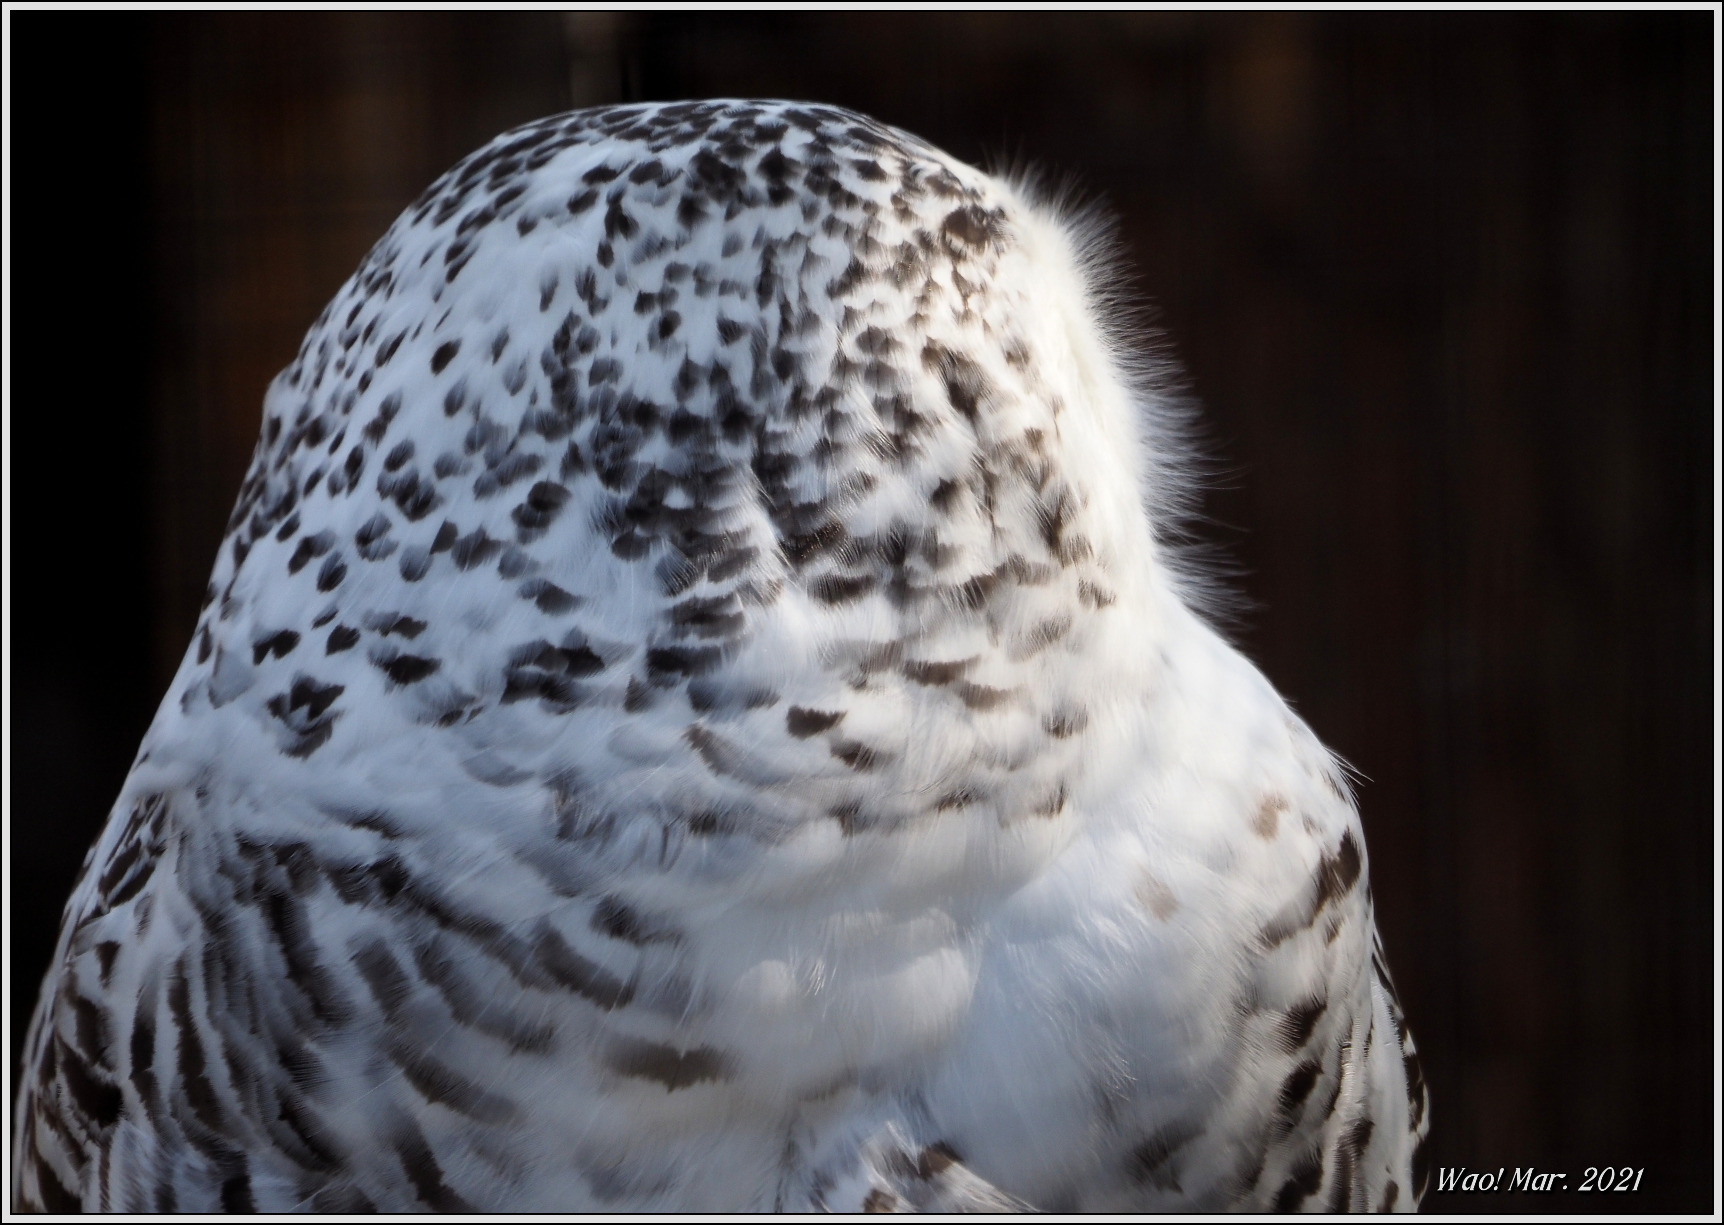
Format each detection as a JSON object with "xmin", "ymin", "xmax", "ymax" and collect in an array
[{"xmin": 15, "ymin": 101, "xmax": 1428, "ymax": 1212}]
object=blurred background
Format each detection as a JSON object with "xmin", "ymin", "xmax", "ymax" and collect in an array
[{"xmin": 8, "ymin": 11, "xmax": 1713, "ymax": 1212}]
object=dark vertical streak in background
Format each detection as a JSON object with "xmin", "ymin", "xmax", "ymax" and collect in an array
[
  {"xmin": 10, "ymin": 14, "xmax": 158, "ymax": 1085},
  {"xmin": 7, "ymin": 12, "xmax": 1712, "ymax": 1212}
]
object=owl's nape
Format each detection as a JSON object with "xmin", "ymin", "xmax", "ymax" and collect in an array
[{"xmin": 14, "ymin": 100, "xmax": 1426, "ymax": 1213}]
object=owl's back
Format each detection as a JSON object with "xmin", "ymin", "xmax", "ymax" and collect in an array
[{"xmin": 14, "ymin": 100, "xmax": 1426, "ymax": 1213}]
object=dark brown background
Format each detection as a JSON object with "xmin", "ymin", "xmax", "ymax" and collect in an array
[{"xmin": 8, "ymin": 12, "xmax": 1713, "ymax": 1212}]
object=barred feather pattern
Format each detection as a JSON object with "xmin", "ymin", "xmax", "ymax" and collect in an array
[{"xmin": 14, "ymin": 100, "xmax": 1428, "ymax": 1213}]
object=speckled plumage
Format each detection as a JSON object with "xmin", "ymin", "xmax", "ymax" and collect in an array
[{"xmin": 15, "ymin": 100, "xmax": 1427, "ymax": 1213}]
